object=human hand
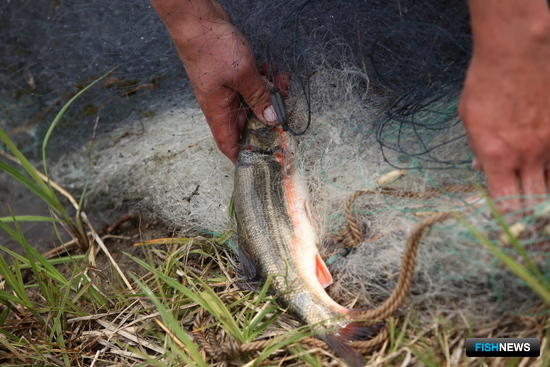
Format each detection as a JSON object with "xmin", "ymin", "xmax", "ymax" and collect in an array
[
  {"xmin": 151, "ymin": 0, "xmax": 289, "ymax": 162},
  {"xmin": 179, "ymin": 20, "xmax": 281, "ymax": 162},
  {"xmin": 460, "ymin": 1, "xmax": 550, "ymax": 212}
]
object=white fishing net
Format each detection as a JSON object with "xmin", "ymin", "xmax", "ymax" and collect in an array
[{"xmin": 2, "ymin": 0, "xmax": 548, "ymax": 322}]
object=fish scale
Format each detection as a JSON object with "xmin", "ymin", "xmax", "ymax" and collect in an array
[{"xmin": 233, "ymin": 110, "xmax": 367, "ymax": 366}]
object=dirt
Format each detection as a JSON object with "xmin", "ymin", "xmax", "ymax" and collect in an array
[
  {"xmin": 0, "ymin": 168, "xmax": 175, "ymax": 277},
  {"xmin": 0, "ymin": 171, "xmax": 61, "ymax": 253}
]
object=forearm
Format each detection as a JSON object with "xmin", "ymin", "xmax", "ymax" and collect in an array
[
  {"xmin": 460, "ymin": 1, "xmax": 550, "ymax": 211},
  {"xmin": 150, "ymin": 0, "xmax": 230, "ymax": 57},
  {"xmin": 468, "ymin": 0, "xmax": 550, "ymax": 57}
]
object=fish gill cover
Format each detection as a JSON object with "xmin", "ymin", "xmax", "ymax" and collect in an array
[{"xmin": 1, "ymin": 0, "xmax": 548, "ymax": 320}]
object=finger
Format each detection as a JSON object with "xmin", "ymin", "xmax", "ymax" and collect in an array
[
  {"xmin": 209, "ymin": 115, "xmax": 240, "ymax": 164},
  {"xmin": 484, "ymin": 168, "xmax": 522, "ymax": 213},
  {"xmin": 472, "ymin": 157, "xmax": 482, "ymax": 171},
  {"xmin": 197, "ymin": 90, "xmax": 242, "ymax": 163},
  {"xmin": 258, "ymin": 62, "xmax": 274, "ymax": 78},
  {"xmin": 236, "ymin": 104, "xmax": 247, "ymax": 133},
  {"xmin": 274, "ymin": 73, "xmax": 290, "ymax": 98},
  {"xmin": 258, "ymin": 62, "xmax": 290, "ymax": 96},
  {"xmin": 258, "ymin": 62, "xmax": 268, "ymax": 76},
  {"xmin": 520, "ymin": 164, "xmax": 548, "ymax": 208},
  {"xmin": 259, "ymin": 61, "xmax": 278, "ymax": 79},
  {"xmin": 232, "ymin": 64, "xmax": 279, "ymax": 125}
]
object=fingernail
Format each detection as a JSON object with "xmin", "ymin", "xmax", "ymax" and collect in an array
[
  {"xmin": 472, "ymin": 157, "xmax": 481, "ymax": 171},
  {"xmin": 263, "ymin": 105, "xmax": 277, "ymax": 123}
]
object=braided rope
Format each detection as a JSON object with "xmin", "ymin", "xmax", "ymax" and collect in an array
[
  {"xmin": 223, "ymin": 324, "xmax": 388, "ymax": 354},
  {"xmin": 331, "ymin": 185, "xmax": 474, "ymax": 249},
  {"xmin": 195, "ymin": 188, "xmax": 459, "ymax": 361},
  {"xmin": 351, "ymin": 212, "xmax": 453, "ymax": 322},
  {"xmin": 350, "ymin": 326, "xmax": 389, "ymax": 351},
  {"xmin": 192, "ymin": 311, "xmax": 226, "ymax": 360}
]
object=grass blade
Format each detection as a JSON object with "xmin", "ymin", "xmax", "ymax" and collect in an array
[
  {"xmin": 460, "ymin": 217, "xmax": 550, "ymax": 304},
  {"xmin": 129, "ymin": 254, "xmax": 244, "ymax": 342},
  {"xmin": 0, "ymin": 160, "xmax": 59, "ymax": 209},
  {"xmin": 0, "ymin": 130, "xmax": 59, "ymax": 207},
  {"xmin": 133, "ymin": 277, "xmax": 208, "ymax": 367},
  {"xmin": 42, "ymin": 69, "xmax": 114, "ymax": 177},
  {"xmin": 0, "ymin": 216, "xmax": 58, "ymax": 223},
  {"xmin": 485, "ymin": 194, "xmax": 545, "ymax": 280},
  {"xmin": 0, "ymin": 254, "xmax": 33, "ymax": 308}
]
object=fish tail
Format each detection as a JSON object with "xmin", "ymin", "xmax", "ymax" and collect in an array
[
  {"xmin": 320, "ymin": 321, "xmax": 382, "ymax": 366},
  {"xmin": 338, "ymin": 321, "xmax": 380, "ymax": 341},
  {"xmin": 321, "ymin": 334, "xmax": 365, "ymax": 367}
]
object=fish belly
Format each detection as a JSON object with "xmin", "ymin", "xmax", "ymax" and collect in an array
[{"xmin": 234, "ymin": 148, "xmax": 347, "ymax": 329}]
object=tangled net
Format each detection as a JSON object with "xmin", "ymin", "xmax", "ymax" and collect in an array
[{"xmin": 1, "ymin": 0, "xmax": 548, "ymax": 323}]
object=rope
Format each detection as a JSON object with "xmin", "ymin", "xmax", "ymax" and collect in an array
[
  {"xmin": 329, "ymin": 185, "xmax": 474, "ymax": 250},
  {"xmin": 351, "ymin": 212, "xmax": 453, "ymax": 321},
  {"xmin": 206, "ymin": 325, "xmax": 388, "ymax": 359},
  {"xmin": 193, "ymin": 310, "xmax": 226, "ymax": 361},
  {"xmin": 326, "ymin": 189, "xmax": 455, "ymax": 352},
  {"xmin": 193, "ymin": 188, "xmax": 459, "ymax": 362}
]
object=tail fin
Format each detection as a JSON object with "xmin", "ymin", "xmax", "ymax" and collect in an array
[
  {"xmin": 339, "ymin": 322, "xmax": 381, "ymax": 341},
  {"xmin": 321, "ymin": 334, "xmax": 365, "ymax": 367},
  {"xmin": 321, "ymin": 322, "xmax": 383, "ymax": 366}
]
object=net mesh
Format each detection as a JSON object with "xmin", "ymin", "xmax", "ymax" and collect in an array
[{"xmin": 1, "ymin": 0, "xmax": 548, "ymax": 321}]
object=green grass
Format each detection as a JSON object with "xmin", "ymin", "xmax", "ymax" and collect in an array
[
  {"xmin": 459, "ymin": 195, "xmax": 550, "ymax": 305},
  {"xmin": 0, "ymin": 83, "xmax": 548, "ymax": 366}
]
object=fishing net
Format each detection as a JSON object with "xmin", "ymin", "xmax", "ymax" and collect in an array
[{"xmin": 1, "ymin": 0, "xmax": 548, "ymax": 321}]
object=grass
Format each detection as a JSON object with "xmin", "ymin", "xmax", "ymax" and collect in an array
[
  {"xmin": 459, "ymin": 198, "xmax": 550, "ymax": 305},
  {"xmin": 0, "ymin": 84, "xmax": 548, "ymax": 366}
]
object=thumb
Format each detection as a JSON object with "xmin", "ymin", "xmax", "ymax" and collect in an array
[{"xmin": 232, "ymin": 65, "xmax": 279, "ymax": 126}]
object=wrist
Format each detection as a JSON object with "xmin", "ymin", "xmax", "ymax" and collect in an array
[
  {"xmin": 151, "ymin": 0, "xmax": 230, "ymax": 58},
  {"xmin": 469, "ymin": 0, "xmax": 550, "ymax": 57},
  {"xmin": 169, "ymin": 17, "xmax": 233, "ymax": 57}
]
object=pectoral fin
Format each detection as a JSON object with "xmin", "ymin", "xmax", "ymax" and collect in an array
[
  {"xmin": 315, "ymin": 253, "xmax": 333, "ymax": 288},
  {"xmin": 237, "ymin": 246, "xmax": 257, "ymax": 281}
]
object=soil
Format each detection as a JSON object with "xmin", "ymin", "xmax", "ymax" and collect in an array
[
  {"xmin": 0, "ymin": 170, "xmax": 174, "ymax": 277},
  {"xmin": 0, "ymin": 171, "xmax": 61, "ymax": 253}
]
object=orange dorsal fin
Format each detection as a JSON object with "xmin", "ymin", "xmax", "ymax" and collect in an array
[{"xmin": 315, "ymin": 254, "xmax": 333, "ymax": 288}]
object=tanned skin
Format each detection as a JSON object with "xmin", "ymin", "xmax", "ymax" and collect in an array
[
  {"xmin": 150, "ymin": 0, "xmax": 283, "ymax": 163},
  {"xmin": 461, "ymin": 0, "xmax": 550, "ymax": 211},
  {"xmin": 152, "ymin": 0, "xmax": 550, "ymax": 212}
]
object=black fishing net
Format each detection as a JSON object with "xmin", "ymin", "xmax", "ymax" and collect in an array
[
  {"xmin": 1, "ymin": 0, "xmax": 548, "ymax": 319},
  {"xmin": 1, "ymin": 0, "xmax": 472, "ymax": 167},
  {"xmin": 227, "ymin": 0, "xmax": 472, "ymax": 169}
]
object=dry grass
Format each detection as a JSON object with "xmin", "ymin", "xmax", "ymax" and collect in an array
[
  {"xmin": 0, "ymin": 83, "xmax": 548, "ymax": 366},
  {"xmin": 0, "ymin": 226, "xmax": 548, "ymax": 367}
]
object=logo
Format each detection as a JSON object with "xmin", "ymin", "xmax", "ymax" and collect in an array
[{"xmin": 465, "ymin": 338, "xmax": 540, "ymax": 357}]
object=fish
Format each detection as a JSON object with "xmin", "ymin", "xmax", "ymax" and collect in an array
[{"xmin": 233, "ymin": 112, "xmax": 369, "ymax": 367}]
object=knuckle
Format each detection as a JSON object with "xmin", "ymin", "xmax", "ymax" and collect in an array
[
  {"xmin": 477, "ymin": 146, "xmax": 511, "ymax": 167},
  {"xmin": 246, "ymin": 84, "xmax": 269, "ymax": 108},
  {"xmin": 482, "ymin": 151, "xmax": 507, "ymax": 164},
  {"xmin": 231, "ymin": 56, "xmax": 256, "ymax": 81}
]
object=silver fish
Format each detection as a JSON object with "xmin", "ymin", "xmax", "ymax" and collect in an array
[{"xmin": 233, "ymin": 112, "xmax": 367, "ymax": 366}]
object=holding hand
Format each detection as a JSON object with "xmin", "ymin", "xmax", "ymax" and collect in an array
[{"xmin": 151, "ymin": 0, "xmax": 282, "ymax": 162}]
